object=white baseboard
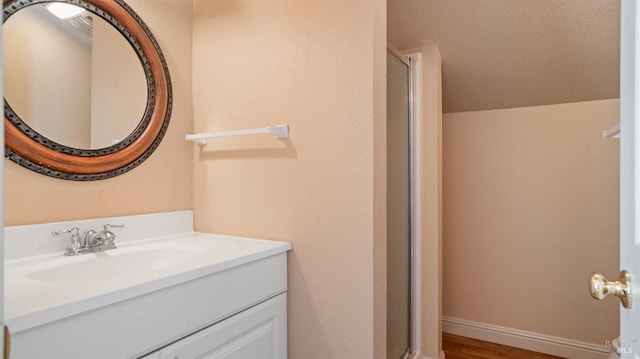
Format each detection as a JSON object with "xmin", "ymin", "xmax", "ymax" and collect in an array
[
  {"xmin": 411, "ymin": 352, "xmax": 444, "ymax": 359},
  {"xmin": 415, "ymin": 350, "xmax": 445, "ymax": 359},
  {"xmin": 442, "ymin": 316, "xmax": 611, "ymax": 359}
]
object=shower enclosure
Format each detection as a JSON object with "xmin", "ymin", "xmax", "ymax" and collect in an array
[{"xmin": 387, "ymin": 49, "xmax": 413, "ymax": 359}]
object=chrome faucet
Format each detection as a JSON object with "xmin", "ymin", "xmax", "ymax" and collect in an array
[
  {"xmin": 83, "ymin": 229, "xmax": 98, "ymax": 248},
  {"xmin": 53, "ymin": 224, "xmax": 124, "ymax": 256}
]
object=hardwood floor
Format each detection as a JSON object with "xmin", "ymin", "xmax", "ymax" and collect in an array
[{"xmin": 442, "ymin": 333, "xmax": 566, "ymax": 359}]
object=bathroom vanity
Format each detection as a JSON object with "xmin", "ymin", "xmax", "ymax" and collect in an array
[{"xmin": 4, "ymin": 211, "xmax": 291, "ymax": 359}]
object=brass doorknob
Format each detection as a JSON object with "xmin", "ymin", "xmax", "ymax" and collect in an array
[{"xmin": 590, "ymin": 270, "xmax": 632, "ymax": 309}]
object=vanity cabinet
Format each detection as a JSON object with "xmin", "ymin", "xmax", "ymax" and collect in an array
[
  {"xmin": 5, "ymin": 219, "xmax": 291, "ymax": 359},
  {"xmin": 141, "ymin": 293, "xmax": 286, "ymax": 359}
]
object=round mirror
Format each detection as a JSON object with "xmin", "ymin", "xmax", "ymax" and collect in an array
[
  {"xmin": 4, "ymin": 3, "xmax": 147, "ymax": 150},
  {"xmin": 3, "ymin": 0, "xmax": 172, "ymax": 181}
]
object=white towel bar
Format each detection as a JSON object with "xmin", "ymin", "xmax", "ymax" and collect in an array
[{"xmin": 186, "ymin": 124, "xmax": 289, "ymax": 145}]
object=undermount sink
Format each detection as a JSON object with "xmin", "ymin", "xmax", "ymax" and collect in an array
[{"xmin": 25, "ymin": 245, "xmax": 203, "ymax": 283}]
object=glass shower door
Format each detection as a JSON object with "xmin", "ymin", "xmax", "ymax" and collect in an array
[{"xmin": 386, "ymin": 50, "xmax": 411, "ymax": 359}]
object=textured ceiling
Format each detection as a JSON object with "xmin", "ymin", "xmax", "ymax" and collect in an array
[{"xmin": 388, "ymin": 0, "xmax": 620, "ymax": 113}]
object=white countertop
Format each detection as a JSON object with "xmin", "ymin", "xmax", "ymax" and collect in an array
[{"xmin": 5, "ymin": 232, "xmax": 291, "ymax": 334}]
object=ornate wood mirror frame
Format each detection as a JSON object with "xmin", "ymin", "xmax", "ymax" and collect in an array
[{"xmin": 3, "ymin": 0, "xmax": 172, "ymax": 181}]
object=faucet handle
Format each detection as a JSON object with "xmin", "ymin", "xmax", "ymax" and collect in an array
[
  {"xmin": 103, "ymin": 224, "xmax": 125, "ymax": 231},
  {"xmin": 52, "ymin": 227, "xmax": 81, "ymax": 252},
  {"xmin": 52, "ymin": 227, "xmax": 80, "ymax": 237},
  {"xmin": 101, "ymin": 224, "xmax": 124, "ymax": 244}
]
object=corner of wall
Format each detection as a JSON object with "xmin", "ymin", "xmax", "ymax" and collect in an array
[{"xmin": 374, "ymin": 0, "xmax": 388, "ymax": 356}]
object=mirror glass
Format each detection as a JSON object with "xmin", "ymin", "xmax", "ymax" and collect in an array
[{"xmin": 3, "ymin": 2, "xmax": 147, "ymax": 150}]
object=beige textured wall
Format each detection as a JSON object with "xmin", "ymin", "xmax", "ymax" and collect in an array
[
  {"xmin": 5, "ymin": 0, "xmax": 193, "ymax": 226},
  {"xmin": 443, "ymin": 99, "xmax": 620, "ymax": 344},
  {"xmin": 372, "ymin": 3, "xmax": 387, "ymax": 358},
  {"xmin": 191, "ymin": 1, "xmax": 386, "ymax": 357}
]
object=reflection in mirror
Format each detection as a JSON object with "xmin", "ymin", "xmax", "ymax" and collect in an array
[{"xmin": 3, "ymin": 2, "xmax": 147, "ymax": 150}]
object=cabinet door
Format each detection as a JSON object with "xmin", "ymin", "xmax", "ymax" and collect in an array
[{"xmin": 158, "ymin": 293, "xmax": 286, "ymax": 359}]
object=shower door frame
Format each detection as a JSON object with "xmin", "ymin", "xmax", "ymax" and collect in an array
[
  {"xmin": 407, "ymin": 52, "xmax": 423, "ymax": 359},
  {"xmin": 407, "ymin": 52, "xmax": 422, "ymax": 359},
  {"xmin": 388, "ymin": 48, "xmax": 423, "ymax": 359}
]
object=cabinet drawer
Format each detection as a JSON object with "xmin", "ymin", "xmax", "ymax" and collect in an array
[{"xmin": 154, "ymin": 293, "xmax": 287, "ymax": 359}]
